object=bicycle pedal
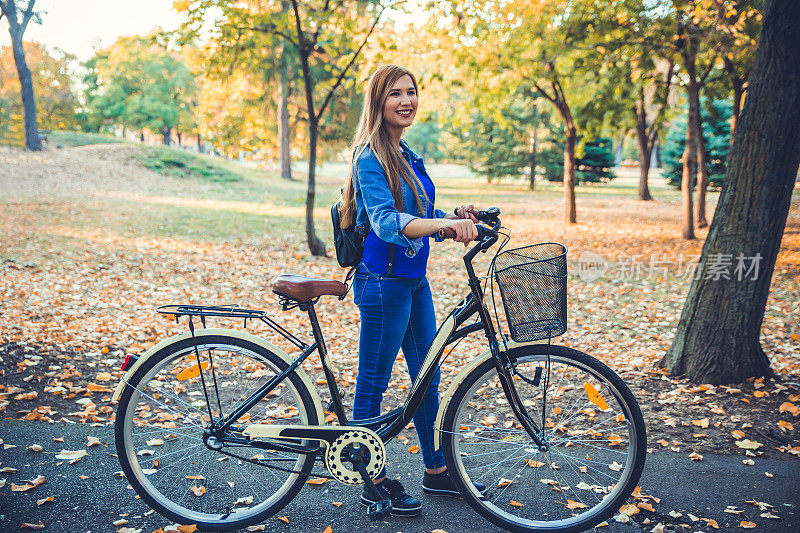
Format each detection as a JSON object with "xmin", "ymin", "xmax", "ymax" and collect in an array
[{"xmin": 367, "ymin": 499, "xmax": 391, "ymax": 520}]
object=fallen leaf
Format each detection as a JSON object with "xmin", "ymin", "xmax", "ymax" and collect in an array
[
  {"xmin": 36, "ymin": 496, "xmax": 54, "ymax": 505},
  {"xmin": 189, "ymin": 485, "xmax": 206, "ymax": 496},
  {"xmin": 11, "ymin": 483, "xmax": 34, "ymax": 492},
  {"xmin": 637, "ymin": 502, "xmax": 655, "ymax": 512},
  {"xmin": 731, "ymin": 430, "xmax": 745, "ymax": 439},
  {"xmin": 113, "ymin": 519, "xmax": 129, "ymax": 526},
  {"xmin": 331, "ymin": 501, "xmax": 342, "ymax": 507},
  {"xmin": 147, "ymin": 438, "xmax": 165, "ymax": 446},
  {"xmin": 20, "ymin": 522, "xmax": 45, "ymax": 530},
  {"xmin": 408, "ymin": 445, "xmax": 420, "ymax": 453},
  {"xmin": 618, "ymin": 503, "xmax": 640, "ymax": 516},
  {"xmin": 566, "ymin": 499, "xmax": 587, "ymax": 509},
  {"xmin": 28, "ymin": 444, "xmax": 43, "ymax": 452},
  {"xmin": 498, "ymin": 478, "xmax": 512, "ymax": 487},
  {"xmin": 29, "ymin": 475, "xmax": 45, "ymax": 487},
  {"xmin": 276, "ymin": 516, "xmax": 289, "ymax": 524},
  {"xmin": 740, "ymin": 521, "xmax": 756, "ymax": 528},
  {"xmin": 86, "ymin": 436, "xmax": 102, "ymax": 447},
  {"xmin": 689, "ymin": 452, "xmax": 703, "ymax": 461},
  {"xmin": 778, "ymin": 402, "xmax": 799, "ymax": 416},
  {"xmin": 609, "ymin": 461, "xmax": 623, "ymax": 471},
  {"xmin": 306, "ymin": 477, "xmax": 327, "ymax": 485},
  {"xmin": 0, "ymin": 467, "xmax": 18, "ymax": 473},
  {"xmin": 246, "ymin": 526, "xmax": 266, "ymax": 532},
  {"xmin": 55, "ymin": 449, "xmax": 88, "ymax": 462},
  {"xmin": 53, "ymin": 437, "xmax": 65, "ymax": 443},
  {"xmin": 735, "ymin": 439, "xmax": 762, "ymax": 450},
  {"xmin": 743, "ymin": 459, "xmax": 755, "ymax": 465},
  {"xmin": 691, "ymin": 418, "xmax": 709, "ymax": 428},
  {"xmin": 706, "ymin": 518, "xmax": 719, "ymax": 529},
  {"xmin": 778, "ymin": 420, "xmax": 794, "ymax": 431},
  {"xmin": 510, "ymin": 500, "xmax": 524, "ymax": 507},
  {"xmin": 322, "ymin": 527, "xmax": 332, "ymax": 533}
]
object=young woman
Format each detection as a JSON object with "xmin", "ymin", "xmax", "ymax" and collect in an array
[{"xmin": 338, "ymin": 64, "xmax": 483, "ymax": 516}]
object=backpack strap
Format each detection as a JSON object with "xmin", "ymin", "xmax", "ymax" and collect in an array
[{"xmin": 338, "ymin": 265, "xmax": 358, "ymax": 300}]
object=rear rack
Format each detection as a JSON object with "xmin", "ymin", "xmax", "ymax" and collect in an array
[{"xmin": 156, "ymin": 304, "xmax": 309, "ymax": 350}]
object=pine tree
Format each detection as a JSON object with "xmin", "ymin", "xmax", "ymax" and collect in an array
[{"xmin": 577, "ymin": 137, "xmax": 616, "ymax": 183}]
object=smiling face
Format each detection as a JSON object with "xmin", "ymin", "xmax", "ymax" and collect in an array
[{"xmin": 382, "ymin": 74, "xmax": 418, "ymax": 132}]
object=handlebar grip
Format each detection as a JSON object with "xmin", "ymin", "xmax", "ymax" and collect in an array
[{"xmin": 437, "ymin": 224, "xmax": 496, "ymax": 241}]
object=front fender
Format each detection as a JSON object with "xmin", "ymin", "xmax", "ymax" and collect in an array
[
  {"xmin": 433, "ymin": 339, "xmax": 550, "ymax": 450},
  {"xmin": 111, "ymin": 328, "xmax": 325, "ymax": 425}
]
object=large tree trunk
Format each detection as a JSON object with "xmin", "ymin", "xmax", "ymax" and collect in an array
[
  {"xmin": 528, "ymin": 127, "xmax": 537, "ymax": 190},
  {"xmin": 563, "ymin": 125, "xmax": 577, "ymax": 224},
  {"xmin": 278, "ymin": 46, "xmax": 293, "ymax": 181},
  {"xmin": 7, "ymin": 25, "xmax": 41, "ymax": 151},
  {"xmin": 695, "ymin": 104, "xmax": 710, "ymax": 228},
  {"xmin": 660, "ymin": 0, "xmax": 800, "ymax": 384},
  {"xmin": 162, "ymin": 128, "xmax": 171, "ymax": 146},
  {"xmin": 305, "ymin": 118, "xmax": 325, "ymax": 256}
]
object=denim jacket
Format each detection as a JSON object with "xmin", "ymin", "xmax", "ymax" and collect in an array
[{"xmin": 353, "ymin": 139, "xmax": 446, "ymax": 258}]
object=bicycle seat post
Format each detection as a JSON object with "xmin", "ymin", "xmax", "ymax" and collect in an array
[{"xmin": 305, "ymin": 303, "xmax": 350, "ymax": 425}]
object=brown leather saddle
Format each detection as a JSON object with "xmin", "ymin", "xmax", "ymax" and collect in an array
[{"xmin": 271, "ymin": 273, "xmax": 347, "ymax": 302}]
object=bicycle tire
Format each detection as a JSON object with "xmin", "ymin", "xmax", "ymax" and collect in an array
[
  {"xmin": 440, "ymin": 344, "xmax": 646, "ymax": 533},
  {"xmin": 115, "ymin": 335, "xmax": 319, "ymax": 531}
]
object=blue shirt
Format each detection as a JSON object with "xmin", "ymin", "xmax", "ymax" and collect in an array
[{"xmin": 362, "ymin": 158, "xmax": 436, "ymax": 277}]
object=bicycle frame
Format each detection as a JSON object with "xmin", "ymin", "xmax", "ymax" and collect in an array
[{"xmin": 212, "ymin": 227, "xmax": 547, "ymax": 452}]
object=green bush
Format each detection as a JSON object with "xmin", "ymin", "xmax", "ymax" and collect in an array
[{"xmin": 134, "ymin": 146, "xmax": 241, "ymax": 183}]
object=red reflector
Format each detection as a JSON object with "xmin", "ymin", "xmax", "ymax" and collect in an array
[{"xmin": 121, "ymin": 353, "xmax": 134, "ymax": 371}]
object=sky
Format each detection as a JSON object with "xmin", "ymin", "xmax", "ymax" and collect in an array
[
  {"xmin": 2, "ymin": 0, "xmax": 185, "ymax": 61},
  {"xmin": 2, "ymin": 0, "xmax": 422, "ymax": 61}
]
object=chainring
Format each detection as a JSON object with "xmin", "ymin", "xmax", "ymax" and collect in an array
[{"xmin": 324, "ymin": 428, "xmax": 385, "ymax": 485}]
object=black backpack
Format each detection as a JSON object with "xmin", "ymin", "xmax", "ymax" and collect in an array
[{"xmin": 331, "ymin": 200, "xmax": 366, "ymax": 268}]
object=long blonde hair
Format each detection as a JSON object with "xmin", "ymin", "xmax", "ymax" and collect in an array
[{"xmin": 340, "ymin": 64, "xmax": 426, "ymax": 228}]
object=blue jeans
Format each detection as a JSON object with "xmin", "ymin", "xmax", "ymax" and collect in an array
[{"xmin": 352, "ymin": 263, "xmax": 446, "ymax": 473}]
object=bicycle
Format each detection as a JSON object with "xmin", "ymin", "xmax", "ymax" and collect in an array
[{"xmin": 112, "ymin": 207, "xmax": 646, "ymax": 532}]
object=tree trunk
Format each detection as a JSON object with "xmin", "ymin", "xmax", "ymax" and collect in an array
[
  {"xmin": 693, "ymin": 90, "xmax": 710, "ymax": 228},
  {"xmin": 7, "ymin": 25, "xmax": 41, "ymax": 151},
  {"xmin": 660, "ymin": 0, "xmax": 800, "ymax": 384},
  {"xmin": 162, "ymin": 128, "xmax": 171, "ymax": 146},
  {"xmin": 528, "ymin": 127, "xmax": 537, "ymax": 191},
  {"xmin": 177, "ymin": 131, "xmax": 182, "ymax": 147},
  {"xmin": 563, "ymin": 125, "xmax": 577, "ymax": 224},
  {"xmin": 634, "ymin": 93, "xmax": 653, "ymax": 201},
  {"xmin": 278, "ymin": 45, "xmax": 293, "ymax": 181},
  {"xmin": 305, "ymin": 118, "xmax": 326, "ymax": 256},
  {"xmin": 681, "ymin": 100, "xmax": 697, "ymax": 240},
  {"xmin": 196, "ymin": 133, "xmax": 202, "ymax": 152}
]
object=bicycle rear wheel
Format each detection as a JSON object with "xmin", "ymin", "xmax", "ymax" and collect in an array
[
  {"xmin": 115, "ymin": 335, "xmax": 319, "ymax": 531},
  {"xmin": 440, "ymin": 345, "xmax": 646, "ymax": 533}
]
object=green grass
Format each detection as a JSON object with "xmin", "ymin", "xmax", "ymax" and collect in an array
[
  {"xmin": 133, "ymin": 146, "xmax": 242, "ymax": 183},
  {"xmin": 50, "ymin": 131, "xmax": 124, "ymax": 147}
]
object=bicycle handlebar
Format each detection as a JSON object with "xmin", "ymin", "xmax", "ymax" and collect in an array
[{"xmin": 436, "ymin": 207, "xmax": 501, "ymax": 241}]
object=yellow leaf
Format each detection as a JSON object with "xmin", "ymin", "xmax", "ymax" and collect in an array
[
  {"xmin": 101, "ymin": 347, "xmax": 109, "ymax": 354},
  {"xmin": 706, "ymin": 518, "xmax": 719, "ymax": 529},
  {"xmin": 753, "ymin": 390, "xmax": 767, "ymax": 398},
  {"xmin": 689, "ymin": 452, "xmax": 703, "ymax": 461},
  {"xmin": 36, "ymin": 496, "xmax": 54, "ymax": 505},
  {"xmin": 618, "ymin": 503, "xmax": 640, "ymax": 516},
  {"xmin": 637, "ymin": 502, "xmax": 655, "ymax": 512},
  {"xmin": 322, "ymin": 527, "xmax": 332, "ymax": 533},
  {"xmin": 740, "ymin": 521, "xmax": 756, "ymax": 528},
  {"xmin": 510, "ymin": 500, "xmax": 524, "ymax": 507},
  {"xmin": 190, "ymin": 485, "xmax": 206, "ymax": 496},
  {"xmin": 731, "ymin": 430, "xmax": 745, "ymax": 439},
  {"xmin": 408, "ymin": 445, "xmax": 420, "ymax": 453},
  {"xmin": 276, "ymin": 516, "xmax": 289, "ymax": 524},
  {"xmin": 331, "ymin": 501, "xmax": 342, "ymax": 507},
  {"xmin": 584, "ymin": 383, "xmax": 608, "ymax": 410},
  {"xmin": 177, "ymin": 362, "xmax": 209, "ymax": 381},
  {"xmin": 691, "ymin": 418, "xmax": 709, "ymax": 428},
  {"xmin": 86, "ymin": 382, "xmax": 112, "ymax": 392},
  {"xmin": 306, "ymin": 477, "xmax": 327, "ymax": 485},
  {"xmin": 778, "ymin": 402, "xmax": 799, "ymax": 416},
  {"xmin": 177, "ymin": 526, "xmax": 198, "ymax": 533},
  {"xmin": 778, "ymin": 420, "xmax": 794, "ymax": 430}
]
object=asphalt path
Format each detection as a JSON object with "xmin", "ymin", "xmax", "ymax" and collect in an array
[{"xmin": 0, "ymin": 420, "xmax": 798, "ymax": 532}]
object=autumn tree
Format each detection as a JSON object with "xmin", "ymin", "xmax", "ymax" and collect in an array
[
  {"xmin": 0, "ymin": 0, "xmax": 41, "ymax": 150},
  {"xmin": 0, "ymin": 42, "xmax": 79, "ymax": 143},
  {"xmin": 660, "ymin": 0, "xmax": 800, "ymax": 384}
]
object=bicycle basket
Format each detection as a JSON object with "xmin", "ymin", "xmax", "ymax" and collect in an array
[{"xmin": 493, "ymin": 243, "xmax": 567, "ymax": 342}]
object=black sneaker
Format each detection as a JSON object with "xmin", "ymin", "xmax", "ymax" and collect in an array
[
  {"xmin": 422, "ymin": 470, "xmax": 486, "ymax": 497},
  {"xmin": 361, "ymin": 478, "xmax": 422, "ymax": 516}
]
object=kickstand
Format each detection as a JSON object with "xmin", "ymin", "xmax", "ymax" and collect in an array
[{"xmin": 350, "ymin": 444, "xmax": 390, "ymax": 520}]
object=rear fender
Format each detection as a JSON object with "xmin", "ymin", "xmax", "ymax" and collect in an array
[{"xmin": 111, "ymin": 328, "xmax": 325, "ymax": 424}]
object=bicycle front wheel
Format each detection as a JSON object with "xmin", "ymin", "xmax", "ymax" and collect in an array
[
  {"xmin": 440, "ymin": 345, "xmax": 646, "ymax": 533},
  {"xmin": 114, "ymin": 335, "xmax": 319, "ymax": 531}
]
